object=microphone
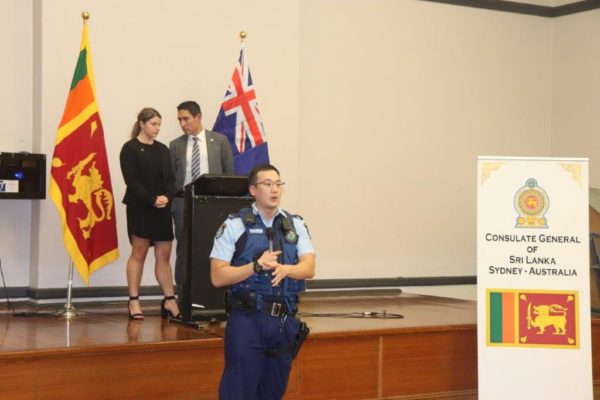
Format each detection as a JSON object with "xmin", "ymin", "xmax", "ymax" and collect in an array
[{"xmin": 266, "ymin": 227, "xmax": 274, "ymax": 252}]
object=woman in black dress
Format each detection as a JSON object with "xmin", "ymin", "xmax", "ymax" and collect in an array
[{"xmin": 120, "ymin": 108, "xmax": 181, "ymax": 320}]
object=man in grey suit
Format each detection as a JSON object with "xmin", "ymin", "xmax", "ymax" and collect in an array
[{"xmin": 170, "ymin": 100, "xmax": 234, "ymax": 299}]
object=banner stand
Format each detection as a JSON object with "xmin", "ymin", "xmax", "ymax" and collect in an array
[{"xmin": 477, "ymin": 156, "xmax": 592, "ymax": 399}]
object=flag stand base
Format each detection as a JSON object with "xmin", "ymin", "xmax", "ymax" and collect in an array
[
  {"xmin": 52, "ymin": 259, "xmax": 85, "ymax": 320},
  {"xmin": 53, "ymin": 303, "xmax": 85, "ymax": 320}
]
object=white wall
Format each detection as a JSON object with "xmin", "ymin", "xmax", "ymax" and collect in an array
[
  {"xmin": 0, "ymin": 1, "xmax": 33, "ymax": 153},
  {"xmin": 2, "ymin": 0, "xmax": 597, "ymax": 292},
  {"xmin": 298, "ymin": 0, "xmax": 552, "ymax": 278},
  {"xmin": 551, "ymin": 10, "xmax": 600, "ymax": 187},
  {"xmin": 0, "ymin": 0, "xmax": 33, "ymax": 288}
]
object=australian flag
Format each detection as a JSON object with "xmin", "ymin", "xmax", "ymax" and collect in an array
[{"xmin": 213, "ymin": 45, "xmax": 269, "ymax": 175}]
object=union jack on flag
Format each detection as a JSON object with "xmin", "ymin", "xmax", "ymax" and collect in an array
[{"xmin": 213, "ymin": 44, "xmax": 269, "ymax": 175}]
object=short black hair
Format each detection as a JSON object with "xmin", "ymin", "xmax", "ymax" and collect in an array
[
  {"xmin": 177, "ymin": 101, "xmax": 201, "ymax": 116},
  {"xmin": 248, "ymin": 164, "xmax": 280, "ymax": 185}
]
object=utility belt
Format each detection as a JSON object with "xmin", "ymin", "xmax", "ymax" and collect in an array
[
  {"xmin": 224, "ymin": 290, "xmax": 309, "ymax": 360},
  {"xmin": 224, "ymin": 290, "xmax": 294, "ymax": 317}
]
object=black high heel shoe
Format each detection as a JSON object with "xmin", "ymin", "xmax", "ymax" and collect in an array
[
  {"xmin": 128, "ymin": 296, "xmax": 144, "ymax": 321},
  {"xmin": 161, "ymin": 296, "xmax": 182, "ymax": 320}
]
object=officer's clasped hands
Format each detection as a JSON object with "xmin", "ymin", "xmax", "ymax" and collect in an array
[
  {"xmin": 270, "ymin": 264, "xmax": 289, "ymax": 287},
  {"xmin": 258, "ymin": 250, "xmax": 290, "ymax": 286},
  {"xmin": 258, "ymin": 250, "xmax": 281, "ymax": 270}
]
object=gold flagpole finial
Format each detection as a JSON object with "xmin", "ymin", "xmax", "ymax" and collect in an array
[
  {"xmin": 240, "ymin": 31, "xmax": 247, "ymax": 42},
  {"xmin": 81, "ymin": 11, "xmax": 90, "ymax": 21}
]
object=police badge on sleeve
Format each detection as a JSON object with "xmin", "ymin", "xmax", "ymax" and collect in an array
[{"xmin": 215, "ymin": 222, "xmax": 227, "ymax": 239}]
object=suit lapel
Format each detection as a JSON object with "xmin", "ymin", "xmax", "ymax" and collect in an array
[
  {"xmin": 176, "ymin": 135, "xmax": 187, "ymax": 166},
  {"xmin": 205, "ymin": 130, "xmax": 215, "ymax": 172}
]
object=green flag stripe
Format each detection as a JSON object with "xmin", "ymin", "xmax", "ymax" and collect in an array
[
  {"xmin": 490, "ymin": 292, "xmax": 503, "ymax": 343},
  {"xmin": 70, "ymin": 48, "xmax": 88, "ymax": 90}
]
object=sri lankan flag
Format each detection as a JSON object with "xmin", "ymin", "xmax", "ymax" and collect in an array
[
  {"xmin": 49, "ymin": 19, "xmax": 119, "ymax": 284},
  {"xmin": 487, "ymin": 289, "xmax": 579, "ymax": 349}
]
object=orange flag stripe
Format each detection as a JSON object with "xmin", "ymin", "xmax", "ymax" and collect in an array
[
  {"xmin": 501, "ymin": 291, "xmax": 515, "ymax": 343},
  {"xmin": 58, "ymin": 75, "xmax": 94, "ymax": 128}
]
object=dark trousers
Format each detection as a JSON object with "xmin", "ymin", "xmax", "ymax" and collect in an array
[{"xmin": 219, "ymin": 310, "xmax": 300, "ymax": 400}]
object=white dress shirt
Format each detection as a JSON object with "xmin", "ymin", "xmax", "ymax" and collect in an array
[{"xmin": 184, "ymin": 129, "xmax": 209, "ymax": 185}]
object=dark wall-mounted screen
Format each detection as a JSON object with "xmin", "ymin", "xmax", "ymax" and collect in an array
[{"xmin": 0, "ymin": 152, "xmax": 46, "ymax": 199}]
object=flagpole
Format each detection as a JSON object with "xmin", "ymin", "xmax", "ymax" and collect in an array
[
  {"xmin": 53, "ymin": 258, "xmax": 85, "ymax": 319},
  {"xmin": 51, "ymin": 11, "xmax": 91, "ymax": 321},
  {"xmin": 214, "ymin": 29, "xmax": 270, "ymax": 174}
]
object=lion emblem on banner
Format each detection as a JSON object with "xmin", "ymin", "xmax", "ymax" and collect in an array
[
  {"xmin": 527, "ymin": 303, "xmax": 567, "ymax": 335},
  {"xmin": 66, "ymin": 153, "xmax": 113, "ymax": 239}
]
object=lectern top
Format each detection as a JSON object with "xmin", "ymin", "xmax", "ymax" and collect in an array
[{"xmin": 185, "ymin": 174, "xmax": 249, "ymax": 197}]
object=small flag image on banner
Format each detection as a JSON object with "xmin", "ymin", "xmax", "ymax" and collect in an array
[
  {"xmin": 49, "ymin": 19, "xmax": 119, "ymax": 284},
  {"xmin": 213, "ymin": 43, "xmax": 269, "ymax": 175},
  {"xmin": 487, "ymin": 289, "xmax": 579, "ymax": 349}
]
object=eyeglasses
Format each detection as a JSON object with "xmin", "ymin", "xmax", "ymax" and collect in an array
[{"xmin": 254, "ymin": 180, "xmax": 285, "ymax": 189}]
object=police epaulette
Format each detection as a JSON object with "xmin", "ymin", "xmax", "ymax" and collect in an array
[
  {"xmin": 281, "ymin": 214, "xmax": 299, "ymax": 244},
  {"xmin": 281, "ymin": 217, "xmax": 294, "ymax": 231},
  {"xmin": 280, "ymin": 209, "xmax": 302, "ymax": 221},
  {"xmin": 243, "ymin": 211, "xmax": 256, "ymax": 225}
]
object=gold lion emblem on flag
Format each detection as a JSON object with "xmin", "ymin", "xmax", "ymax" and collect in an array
[
  {"xmin": 54, "ymin": 151, "xmax": 114, "ymax": 240},
  {"xmin": 527, "ymin": 303, "xmax": 567, "ymax": 336}
]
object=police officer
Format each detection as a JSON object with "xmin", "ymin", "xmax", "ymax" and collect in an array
[{"xmin": 210, "ymin": 164, "xmax": 315, "ymax": 400}]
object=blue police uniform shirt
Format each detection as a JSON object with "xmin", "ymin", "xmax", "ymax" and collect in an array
[{"xmin": 210, "ymin": 203, "xmax": 315, "ymax": 262}]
